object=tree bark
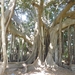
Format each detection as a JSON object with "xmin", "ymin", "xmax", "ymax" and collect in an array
[
  {"xmin": 5, "ymin": 0, "xmax": 16, "ymax": 31},
  {"xmin": 51, "ymin": 18, "xmax": 75, "ymax": 33},
  {"xmin": 25, "ymin": 22, "xmax": 39, "ymax": 64},
  {"xmin": 0, "ymin": 0, "xmax": 7, "ymax": 75},
  {"xmin": 68, "ymin": 26, "xmax": 71, "ymax": 65},
  {"xmin": 73, "ymin": 25, "xmax": 75, "ymax": 63},
  {"xmin": 58, "ymin": 19, "xmax": 62, "ymax": 66}
]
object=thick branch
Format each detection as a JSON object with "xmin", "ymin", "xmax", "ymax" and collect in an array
[
  {"xmin": 12, "ymin": 14, "xmax": 33, "ymax": 46},
  {"xmin": 8, "ymin": 21, "xmax": 33, "ymax": 46},
  {"xmin": 65, "ymin": 11, "xmax": 75, "ymax": 19},
  {"xmin": 32, "ymin": 2, "xmax": 40, "ymax": 8},
  {"xmin": 6, "ymin": 0, "xmax": 16, "ymax": 30},
  {"xmin": 55, "ymin": 11, "xmax": 75, "ymax": 20},
  {"xmin": 0, "ymin": 0, "xmax": 16, "ymax": 27},
  {"xmin": 52, "ymin": 18, "xmax": 75, "ymax": 33},
  {"xmin": 52, "ymin": 1, "xmax": 75, "ymax": 27}
]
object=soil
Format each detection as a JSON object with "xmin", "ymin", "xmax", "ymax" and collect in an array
[{"xmin": 4, "ymin": 66, "xmax": 75, "ymax": 75}]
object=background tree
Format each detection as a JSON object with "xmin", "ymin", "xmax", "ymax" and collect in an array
[{"xmin": 0, "ymin": 0, "xmax": 7, "ymax": 75}]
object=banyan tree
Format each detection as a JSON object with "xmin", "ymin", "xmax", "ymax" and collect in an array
[{"xmin": 0, "ymin": 0, "xmax": 75, "ymax": 75}]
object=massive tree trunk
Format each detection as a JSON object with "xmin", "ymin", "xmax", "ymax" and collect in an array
[
  {"xmin": 26, "ymin": 1, "xmax": 75, "ymax": 72},
  {"xmin": 26, "ymin": 1, "xmax": 54, "ymax": 72},
  {"xmin": 1, "ymin": 0, "xmax": 75, "ymax": 73}
]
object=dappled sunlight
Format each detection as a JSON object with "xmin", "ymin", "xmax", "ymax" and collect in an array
[
  {"xmin": 50, "ymin": 65, "xmax": 56, "ymax": 72},
  {"xmin": 37, "ymin": 58, "xmax": 42, "ymax": 66},
  {"xmin": 28, "ymin": 71, "xmax": 51, "ymax": 75},
  {"xmin": 22, "ymin": 63, "xmax": 27, "ymax": 73},
  {"xmin": 36, "ymin": 57, "xmax": 45, "ymax": 67},
  {"xmin": 22, "ymin": 63, "xmax": 26, "ymax": 67},
  {"xmin": 17, "ymin": 71, "xmax": 21, "ymax": 75},
  {"xmin": 50, "ymin": 43, "xmax": 53, "ymax": 49},
  {"xmin": 45, "ymin": 61, "xmax": 57, "ymax": 72},
  {"xmin": 45, "ymin": 60, "xmax": 50, "ymax": 68},
  {"xmin": 26, "ymin": 35, "xmax": 30, "ymax": 41},
  {"xmin": 35, "ymin": 67, "xmax": 42, "ymax": 71}
]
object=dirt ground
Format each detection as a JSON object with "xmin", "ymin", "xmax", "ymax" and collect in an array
[{"xmin": 4, "ymin": 66, "xmax": 75, "ymax": 75}]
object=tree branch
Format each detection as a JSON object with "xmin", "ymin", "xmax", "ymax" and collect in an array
[
  {"xmin": 65, "ymin": 11, "xmax": 75, "ymax": 19},
  {"xmin": 8, "ymin": 21, "xmax": 33, "ymax": 46},
  {"xmin": 52, "ymin": 18, "xmax": 75, "ymax": 33},
  {"xmin": 0, "ymin": 0, "xmax": 16, "ymax": 26},
  {"xmin": 51, "ymin": 1, "xmax": 75, "ymax": 27},
  {"xmin": 0, "ymin": 0, "xmax": 33, "ymax": 46},
  {"xmin": 32, "ymin": 2, "xmax": 40, "ymax": 8},
  {"xmin": 5, "ymin": 0, "xmax": 16, "ymax": 31},
  {"xmin": 12, "ymin": 14, "xmax": 33, "ymax": 46}
]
